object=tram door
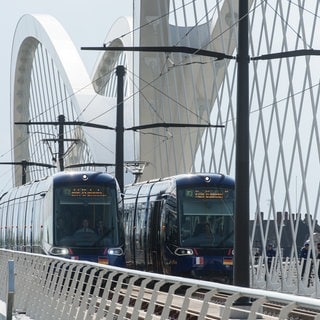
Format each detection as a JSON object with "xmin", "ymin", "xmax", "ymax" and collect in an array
[{"xmin": 149, "ymin": 197, "xmax": 162, "ymax": 273}]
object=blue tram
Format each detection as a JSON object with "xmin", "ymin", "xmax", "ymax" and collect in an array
[
  {"xmin": 0, "ymin": 171, "xmax": 125, "ymax": 266},
  {"xmin": 123, "ymin": 173, "xmax": 234, "ymax": 283}
]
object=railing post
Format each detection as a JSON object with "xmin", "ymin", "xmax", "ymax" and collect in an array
[{"xmin": 6, "ymin": 260, "xmax": 14, "ymax": 320}]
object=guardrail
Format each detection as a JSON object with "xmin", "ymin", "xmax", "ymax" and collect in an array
[
  {"xmin": 1, "ymin": 249, "xmax": 320, "ymax": 320},
  {"xmin": 252, "ymin": 256, "xmax": 320, "ymax": 297}
]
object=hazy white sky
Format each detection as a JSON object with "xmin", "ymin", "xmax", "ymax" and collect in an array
[{"xmin": 0, "ymin": 0, "xmax": 132, "ymax": 193}]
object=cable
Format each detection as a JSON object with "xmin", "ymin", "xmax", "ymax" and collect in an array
[
  {"xmin": 126, "ymin": 68, "xmax": 211, "ymax": 124},
  {"xmin": 250, "ymin": 81, "xmax": 320, "ymax": 115},
  {"xmin": 174, "ymin": 1, "xmax": 220, "ymax": 47},
  {"xmin": 112, "ymin": 0, "xmax": 196, "ymax": 44},
  {"xmin": 31, "ymin": 63, "xmax": 116, "ymax": 122},
  {"xmin": 264, "ymin": 0, "xmax": 313, "ymax": 50},
  {"xmin": 286, "ymin": 0, "xmax": 320, "ymax": 25}
]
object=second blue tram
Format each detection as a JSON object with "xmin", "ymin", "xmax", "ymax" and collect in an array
[
  {"xmin": 0, "ymin": 171, "xmax": 125, "ymax": 266},
  {"xmin": 123, "ymin": 173, "xmax": 234, "ymax": 283}
]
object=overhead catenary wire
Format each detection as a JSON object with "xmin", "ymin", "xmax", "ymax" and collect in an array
[
  {"xmin": 5, "ymin": 2, "xmax": 320, "ymax": 185},
  {"xmin": 11, "ymin": 0, "xmax": 320, "ymax": 130},
  {"xmin": 9, "ymin": 0, "xmax": 243, "ymax": 141},
  {"xmin": 125, "ymin": 68, "xmax": 213, "ymax": 124}
]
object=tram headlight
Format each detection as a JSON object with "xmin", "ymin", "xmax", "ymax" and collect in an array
[
  {"xmin": 49, "ymin": 247, "xmax": 70, "ymax": 256},
  {"xmin": 174, "ymin": 248, "xmax": 194, "ymax": 256},
  {"xmin": 107, "ymin": 247, "xmax": 124, "ymax": 256}
]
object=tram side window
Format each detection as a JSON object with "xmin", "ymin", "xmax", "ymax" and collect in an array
[
  {"xmin": 15, "ymin": 196, "xmax": 26, "ymax": 249},
  {"xmin": 135, "ymin": 202, "xmax": 146, "ymax": 250},
  {"xmin": 2, "ymin": 202, "xmax": 9, "ymax": 247},
  {"xmin": 26, "ymin": 200, "xmax": 32, "ymax": 248},
  {"xmin": 7, "ymin": 199, "xmax": 17, "ymax": 248},
  {"xmin": 165, "ymin": 210, "xmax": 178, "ymax": 245},
  {"xmin": 32, "ymin": 195, "xmax": 44, "ymax": 248}
]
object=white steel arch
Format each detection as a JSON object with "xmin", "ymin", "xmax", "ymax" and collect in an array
[{"xmin": 11, "ymin": 14, "xmax": 128, "ymax": 185}]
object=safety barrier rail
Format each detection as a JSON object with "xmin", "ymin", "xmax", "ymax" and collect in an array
[
  {"xmin": 252, "ymin": 256, "xmax": 320, "ymax": 297},
  {"xmin": 1, "ymin": 249, "xmax": 320, "ymax": 320}
]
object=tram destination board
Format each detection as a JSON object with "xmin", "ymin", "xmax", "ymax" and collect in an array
[
  {"xmin": 63, "ymin": 186, "xmax": 109, "ymax": 197},
  {"xmin": 185, "ymin": 189, "xmax": 225, "ymax": 199}
]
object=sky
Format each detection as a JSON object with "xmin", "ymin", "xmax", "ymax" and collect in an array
[{"xmin": 0, "ymin": 0, "xmax": 132, "ymax": 193}]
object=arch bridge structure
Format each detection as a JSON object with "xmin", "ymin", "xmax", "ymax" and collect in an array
[{"xmin": 9, "ymin": 0, "xmax": 320, "ymax": 295}]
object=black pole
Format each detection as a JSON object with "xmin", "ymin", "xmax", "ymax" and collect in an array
[
  {"xmin": 234, "ymin": 1, "xmax": 250, "ymax": 287},
  {"xmin": 58, "ymin": 115, "xmax": 65, "ymax": 171},
  {"xmin": 115, "ymin": 66, "xmax": 125, "ymax": 194}
]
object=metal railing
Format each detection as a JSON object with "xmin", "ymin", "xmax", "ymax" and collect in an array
[{"xmin": 1, "ymin": 249, "xmax": 320, "ymax": 320}]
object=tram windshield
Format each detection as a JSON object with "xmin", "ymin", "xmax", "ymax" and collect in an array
[
  {"xmin": 179, "ymin": 187, "xmax": 234, "ymax": 247},
  {"xmin": 54, "ymin": 185, "xmax": 119, "ymax": 247}
]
